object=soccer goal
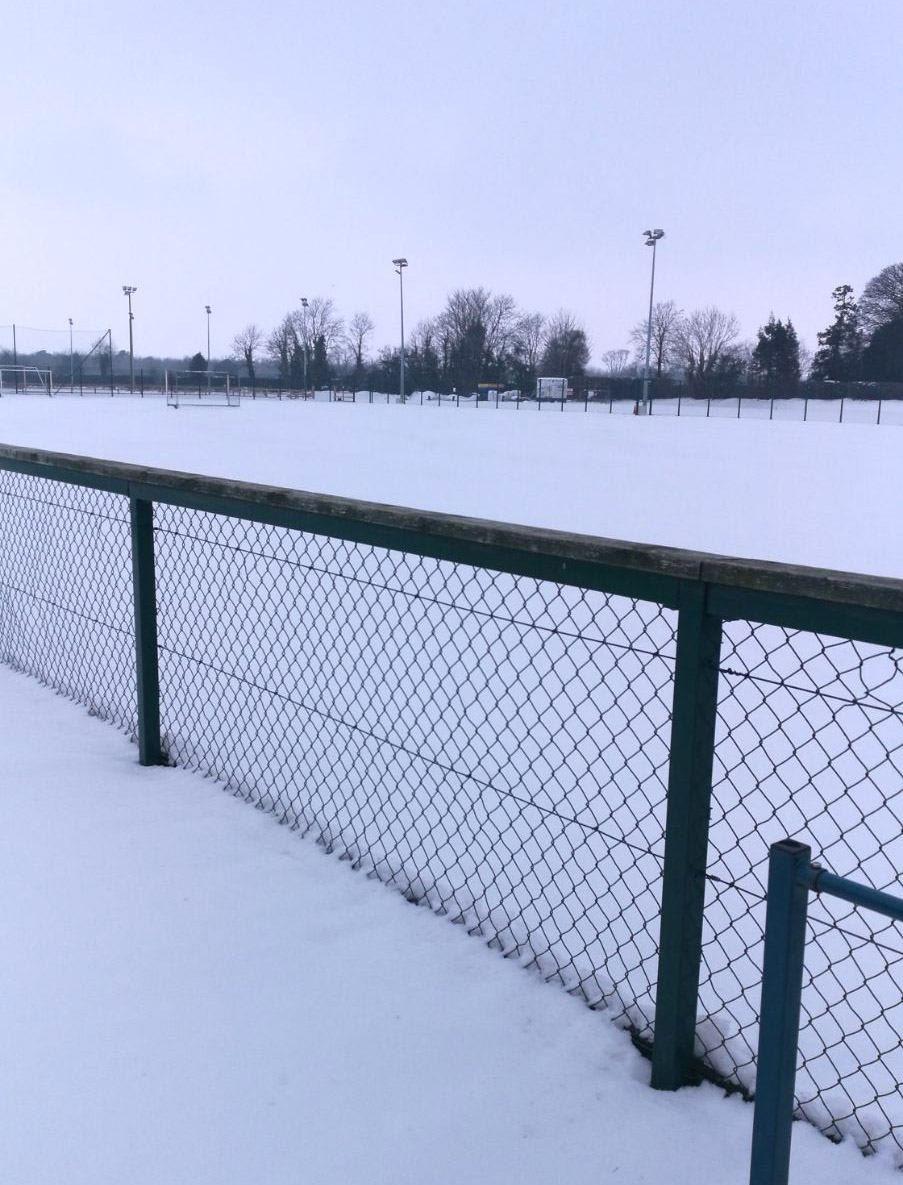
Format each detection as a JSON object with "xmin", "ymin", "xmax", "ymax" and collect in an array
[
  {"xmin": 536, "ymin": 376, "xmax": 567, "ymax": 403},
  {"xmin": 0, "ymin": 366, "xmax": 53, "ymax": 396},
  {"xmin": 165, "ymin": 371, "xmax": 239, "ymax": 409}
]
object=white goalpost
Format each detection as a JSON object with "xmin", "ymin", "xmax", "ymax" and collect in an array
[
  {"xmin": 165, "ymin": 370, "xmax": 239, "ymax": 409},
  {"xmin": 0, "ymin": 366, "xmax": 53, "ymax": 396}
]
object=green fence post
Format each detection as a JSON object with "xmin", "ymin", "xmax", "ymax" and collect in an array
[
  {"xmin": 130, "ymin": 496, "xmax": 163, "ymax": 766},
  {"xmin": 749, "ymin": 840, "xmax": 811, "ymax": 1185},
  {"xmin": 651, "ymin": 580, "xmax": 723, "ymax": 1090}
]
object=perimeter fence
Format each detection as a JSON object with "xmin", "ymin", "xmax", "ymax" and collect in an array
[
  {"xmin": 0, "ymin": 445, "xmax": 901, "ymax": 1160},
  {"xmin": 6, "ymin": 376, "xmax": 903, "ymax": 427}
]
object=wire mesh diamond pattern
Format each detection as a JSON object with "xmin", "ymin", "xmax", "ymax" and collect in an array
[
  {"xmin": 152, "ymin": 505, "xmax": 677, "ymax": 1030},
  {"xmin": 3, "ymin": 466, "xmax": 903, "ymax": 1160},
  {"xmin": 0, "ymin": 470, "xmax": 135, "ymax": 734},
  {"xmin": 704, "ymin": 620, "xmax": 903, "ymax": 1156}
]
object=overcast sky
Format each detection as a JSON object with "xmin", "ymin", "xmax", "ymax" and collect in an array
[{"xmin": 3, "ymin": 0, "xmax": 901, "ymax": 361}]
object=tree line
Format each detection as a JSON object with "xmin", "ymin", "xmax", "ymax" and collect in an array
[
  {"xmin": 611, "ymin": 262, "xmax": 903, "ymax": 397},
  {"xmin": 230, "ymin": 291, "xmax": 592, "ymax": 397},
  {"xmin": 227, "ymin": 260, "xmax": 903, "ymax": 397},
  {"xmin": 4, "ymin": 261, "xmax": 901, "ymax": 395}
]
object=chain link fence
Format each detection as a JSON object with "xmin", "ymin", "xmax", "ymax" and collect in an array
[
  {"xmin": 0, "ymin": 455, "xmax": 902, "ymax": 1161},
  {"xmin": 703, "ymin": 622, "xmax": 903, "ymax": 1153},
  {"xmin": 151, "ymin": 504, "xmax": 677, "ymax": 1033},
  {"xmin": 0, "ymin": 471, "xmax": 135, "ymax": 732}
]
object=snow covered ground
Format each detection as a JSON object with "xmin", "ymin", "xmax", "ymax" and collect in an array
[
  {"xmin": 2, "ymin": 664, "xmax": 897, "ymax": 1185},
  {"xmin": 0, "ymin": 391, "xmax": 899, "ymax": 577},
  {"xmin": 1, "ymin": 393, "xmax": 902, "ymax": 1179}
]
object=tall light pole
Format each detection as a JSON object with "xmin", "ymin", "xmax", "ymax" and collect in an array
[
  {"xmin": 122, "ymin": 285, "xmax": 137, "ymax": 394},
  {"xmin": 300, "ymin": 296, "xmax": 309, "ymax": 394},
  {"xmin": 392, "ymin": 258, "xmax": 408, "ymax": 402},
  {"xmin": 205, "ymin": 305, "xmax": 212, "ymax": 376},
  {"xmin": 68, "ymin": 317, "xmax": 74, "ymax": 392},
  {"xmin": 641, "ymin": 230, "xmax": 664, "ymax": 414}
]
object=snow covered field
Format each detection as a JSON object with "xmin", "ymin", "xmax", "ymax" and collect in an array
[
  {"xmin": 2, "ymin": 665, "xmax": 897, "ymax": 1185},
  {"xmin": 0, "ymin": 394, "xmax": 901, "ymax": 1177},
  {"xmin": 0, "ymin": 392, "xmax": 899, "ymax": 577}
]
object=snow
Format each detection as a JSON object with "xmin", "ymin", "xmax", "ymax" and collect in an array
[
  {"xmin": 0, "ymin": 392, "xmax": 899, "ymax": 577},
  {"xmin": 1, "ymin": 664, "xmax": 896, "ymax": 1185},
  {"xmin": 1, "ymin": 393, "xmax": 902, "ymax": 1179}
]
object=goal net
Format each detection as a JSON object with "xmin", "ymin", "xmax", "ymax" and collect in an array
[
  {"xmin": 0, "ymin": 366, "xmax": 53, "ymax": 395},
  {"xmin": 536, "ymin": 376, "xmax": 567, "ymax": 402},
  {"xmin": 165, "ymin": 371, "xmax": 239, "ymax": 408}
]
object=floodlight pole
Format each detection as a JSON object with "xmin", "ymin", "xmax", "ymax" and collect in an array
[
  {"xmin": 641, "ymin": 230, "xmax": 664, "ymax": 415},
  {"xmin": 205, "ymin": 305, "xmax": 212, "ymax": 388},
  {"xmin": 300, "ymin": 297, "xmax": 309, "ymax": 394},
  {"xmin": 68, "ymin": 318, "xmax": 74, "ymax": 392},
  {"xmin": 123, "ymin": 286, "xmax": 137, "ymax": 394},
  {"xmin": 393, "ymin": 258, "xmax": 408, "ymax": 402}
]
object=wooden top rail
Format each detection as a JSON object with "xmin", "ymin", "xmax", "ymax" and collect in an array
[{"xmin": 1, "ymin": 442, "xmax": 901, "ymax": 643}]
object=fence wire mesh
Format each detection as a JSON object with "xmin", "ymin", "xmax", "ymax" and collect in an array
[
  {"xmin": 0, "ymin": 471, "xmax": 135, "ymax": 734},
  {"xmin": 1, "ymin": 468, "xmax": 903, "ymax": 1161},
  {"xmin": 152, "ymin": 505, "xmax": 676, "ymax": 1030},
  {"xmin": 707, "ymin": 622, "xmax": 903, "ymax": 1156}
]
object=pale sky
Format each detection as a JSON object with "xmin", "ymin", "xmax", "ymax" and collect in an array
[{"xmin": 3, "ymin": 0, "xmax": 901, "ymax": 361}]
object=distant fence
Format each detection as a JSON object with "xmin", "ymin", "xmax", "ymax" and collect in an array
[
  {"xmin": 6, "ymin": 377, "xmax": 903, "ymax": 427},
  {"xmin": 0, "ymin": 444, "xmax": 901, "ymax": 1160}
]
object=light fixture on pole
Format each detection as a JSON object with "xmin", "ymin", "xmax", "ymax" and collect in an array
[
  {"xmin": 641, "ymin": 230, "xmax": 664, "ymax": 415},
  {"xmin": 122, "ymin": 286, "xmax": 137, "ymax": 394},
  {"xmin": 392, "ymin": 258, "xmax": 408, "ymax": 403},
  {"xmin": 68, "ymin": 317, "xmax": 74, "ymax": 392},
  {"xmin": 300, "ymin": 297, "xmax": 309, "ymax": 394}
]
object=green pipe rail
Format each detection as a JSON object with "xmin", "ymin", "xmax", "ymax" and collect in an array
[{"xmin": 750, "ymin": 841, "xmax": 903, "ymax": 1185}]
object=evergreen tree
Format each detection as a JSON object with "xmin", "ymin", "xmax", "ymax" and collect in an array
[
  {"xmin": 810, "ymin": 285, "xmax": 863, "ymax": 381},
  {"xmin": 751, "ymin": 315, "xmax": 801, "ymax": 390},
  {"xmin": 310, "ymin": 334, "xmax": 329, "ymax": 389},
  {"xmin": 189, "ymin": 351, "xmax": 206, "ymax": 371},
  {"xmin": 861, "ymin": 319, "xmax": 903, "ymax": 381}
]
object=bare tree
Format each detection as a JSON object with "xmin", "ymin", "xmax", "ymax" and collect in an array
[
  {"xmin": 346, "ymin": 312, "xmax": 375, "ymax": 376},
  {"xmin": 508, "ymin": 312, "xmax": 545, "ymax": 392},
  {"xmin": 266, "ymin": 315, "xmax": 298, "ymax": 382},
  {"xmin": 601, "ymin": 348, "xmax": 631, "ymax": 376},
  {"xmin": 512, "ymin": 312, "xmax": 545, "ymax": 368},
  {"xmin": 407, "ymin": 318, "xmax": 442, "ymax": 391},
  {"xmin": 484, "ymin": 292, "xmax": 518, "ymax": 361},
  {"xmin": 673, "ymin": 307, "xmax": 742, "ymax": 393},
  {"xmin": 541, "ymin": 310, "xmax": 590, "ymax": 376},
  {"xmin": 629, "ymin": 299, "xmax": 683, "ymax": 375},
  {"xmin": 436, "ymin": 288, "xmax": 519, "ymax": 393},
  {"xmin": 408, "ymin": 317, "xmax": 438, "ymax": 356},
  {"xmin": 293, "ymin": 296, "xmax": 345, "ymax": 357},
  {"xmin": 231, "ymin": 324, "xmax": 263, "ymax": 382},
  {"xmin": 859, "ymin": 262, "xmax": 903, "ymax": 334}
]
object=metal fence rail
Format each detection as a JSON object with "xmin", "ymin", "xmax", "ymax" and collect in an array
[
  {"xmin": 7, "ymin": 380, "xmax": 903, "ymax": 427},
  {"xmin": 0, "ymin": 443, "xmax": 901, "ymax": 1160},
  {"xmin": 750, "ymin": 840, "xmax": 903, "ymax": 1185}
]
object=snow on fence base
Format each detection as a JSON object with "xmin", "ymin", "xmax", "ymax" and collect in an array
[{"xmin": 0, "ymin": 443, "xmax": 901, "ymax": 1164}]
